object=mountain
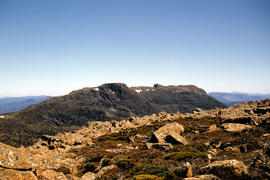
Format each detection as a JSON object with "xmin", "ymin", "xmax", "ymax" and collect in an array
[
  {"xmin": 0, "ymin": 96, "xmax": 51, "ymax": 114},
  {"xmin": 132, "ymin": 84, "xmax": 224, "ymax": 113},
  {"xmin": 209, "ymin": 92, "xmax": 270, "ymax": 106},
  {"xmin": 0, "ymin": 99, "xmax": 269, "ymax": 179},
  {"xmin": 0, "ymin": 83, "xmax": 225, "ymax": 147}
]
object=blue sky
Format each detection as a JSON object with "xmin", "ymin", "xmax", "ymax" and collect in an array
[{"xmin": 0, "ymin": 0, "xmax": 270, "ymax": 97}]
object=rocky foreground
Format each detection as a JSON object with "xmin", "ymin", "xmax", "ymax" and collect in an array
[{"xmin": 0, "ymin": 99, "xmax": 269, "ymax": 179}]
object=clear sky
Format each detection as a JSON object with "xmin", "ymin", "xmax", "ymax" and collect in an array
[{"xmin": 0, "ymin": 0, "xmax": 270, "ymax": 97}]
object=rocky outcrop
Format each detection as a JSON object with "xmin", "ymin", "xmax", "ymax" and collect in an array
[{"xmin": 184, "ymin": 99, "xmax": 270, "ymax": 125}]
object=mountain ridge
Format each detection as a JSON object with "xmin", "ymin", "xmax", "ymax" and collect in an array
[
  {"xmin": 209, "ymin": 92, "xmax": 270, "ymax": 106},
  {"xmin": 0, "ymin": 96, "xmax": 51, "ymax": 114}
]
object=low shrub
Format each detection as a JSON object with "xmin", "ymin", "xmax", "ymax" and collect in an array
[
  {"xmin": 164, "ymin": 151, "xmax": 206, "ymax": 161},
  {"xmin": 133, "ymin": 174, "xmax": 164, "ymax": 180}
]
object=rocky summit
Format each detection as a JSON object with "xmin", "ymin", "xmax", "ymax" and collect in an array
[
  {"xmin": 0, "ymin": 83, "xmax": 224, "ymax": 147},
  {"xmin": 0, "ymin": 99, "xmax": 269, "ymax": 179}
]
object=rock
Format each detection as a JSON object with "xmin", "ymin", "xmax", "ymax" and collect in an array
[
  {"xmin": 202, "ymin": 159, "xmax": 248, "ymax": 178},
  {"xmin": 254, "ymin": 107, "xmax": 270, "ymax": 115},
  {"xmin": 65, "ymin": 174, "xmax": 80, "ymax": 180},
  {"xmin": 224, "ymin": 144, "xmax": 247, "ymax": 153},
  {"xmin": 0, "ymin": 168, "xmax": 23, "ymax": 180},
  {"xmin": 207, "ymin": 149, "xmax": 218, "ymax": 164},
  {"xmin": 183, "ymin": 174, "xmax": 220, "ymax": 180},
  {"xmin": 129, "ymin": 134, "xmax": 149, "ymax": 143},
  {"xmin": 145, "ymin": 143, "xmax": 173, "ymax": 151},
  {"xmin": 221, "ymin": 123, "xmax": 254, "ymax": 132},
  {"xmin": 185, "ymin": 162, "xmax": 193, "ymax": 177},
  {"xmin": 81, "ymin": 172, "xmax": 96, "ymax": 180},
  {"xmin": 21, "ymin": 171, "xmax": 38, "ymax": 180},
  {"xmin": 252, "ymin": 143, "xmax": 270, "ymax": 177},
  {"xmin": 96, "ymin": 165, "xmax": 117, "ymax": 178},
  {"xmin": 0, "ymin": 142, "xmax": 32, "ymax": 170},
  {"xmin": 208, "ymin": 124, "xmax": 217, "ymax": 131},
  {"xmin": 194, "ymin": 108, "xmax": 203, "ymax": 112},
  {"xmin": 151, "ymin": 122, "xmax": 188, "ymax": 145},
  {"xmin": 37, "ymin": 170, "xmax": 67, "ymax": 180},
  {"xmin": 0, "ymin": 168, "xmax": 37, "ymax": 180}
]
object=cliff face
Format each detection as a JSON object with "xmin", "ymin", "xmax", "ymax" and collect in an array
[
  {"xmin": 0, "ymin": 99, "xmax": 269, "ymax": 179},
  {"xmin": 0, "ymin": 83, "xmax": 224, "ymax": 147}
]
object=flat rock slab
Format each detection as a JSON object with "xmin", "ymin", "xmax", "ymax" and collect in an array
[{"xmin": 221, "ymin": 123, "xmax": 254, "ymax": 132}]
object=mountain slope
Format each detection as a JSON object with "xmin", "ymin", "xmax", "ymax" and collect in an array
[
  {"xmin": 0, "ymin": 96, "xmax": 51, "ymax": 114},
  {"xmin": 0, "ymin": 83, "xmax": 225, "ymax": 147},
  {"xmin": 209, "ymin": 92, "xmax": 270, "ymax": 106}
]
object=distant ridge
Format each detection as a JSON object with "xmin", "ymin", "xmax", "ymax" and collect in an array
[
  {"xmin": 0, "ymin": 83, "xmax": 225, "ymax": 147},
  {"xmin": 209, "ymin": 92, "xmax": 270, "ymax": 106},
  {"xmin": 0, "ymin": 96, "xmax": 51, "ymax": 114}
]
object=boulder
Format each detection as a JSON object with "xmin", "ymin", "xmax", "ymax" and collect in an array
[
  {"xmin": 0, "ymin": 168, "xmax": 37, "ymax": 180},
  {"xmin": 208, "ymin": 125, "xmax": 217, "ymax": 132},
  {"xmin": 65, "ymin": 174, "xmax": 80, "ymax": 180},
  {"xmin": 37, "ymin": 170, "xmax": 67, "ymax": 180},
  {"xmin": 221, "ymin": 123, "xmax": 254, "ymax": 132},
  {"xmin": 183, "ymin": 174, "xmax": 220, "ymax": 180},
  {"xmin": 0, "ymin": 142, "xmax": 32, "ymax": 170},
  {"xmin": 21, "ymin": 171, "xmax": 38, "ymax": 180},
  {"xmin": 0, "ymin": 168, "xmax": 23, "ymax": 180},
  {"xmin": 202, "ymin": 159, "xmax": 248, "ymax": 178},
  {"xmin": 151, "ymin": 122, "xmax": 188, "ymax": 145},
  {"xmin": 81, "ymin": 172, "xmax": 96, "ymax": 180},
  {"xmin": 96, "ymin": 165, "xmax": 117, "ymax": 178},
  {"xmin": 185, "ymin": 162, "xmax": 193, "ymax": 177}
]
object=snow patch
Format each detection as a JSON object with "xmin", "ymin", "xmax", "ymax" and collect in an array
[
  {"xmin": 109, "ymin": 89, "xmax": 115, "ymax": 94},
  {"xmin": 146, "ymin": 89, "xmax": 150, "ymax": 91},
  {"xmin": 0, "ymin": 115, "xmax": 5, "ymax": 119},
  {"xmin": 135, "ymin": 89, "xmax": 142, "ymax": 93},
  {"xmin": 93, "ymin": 88, "xmax": 99, "ymax": 91}
]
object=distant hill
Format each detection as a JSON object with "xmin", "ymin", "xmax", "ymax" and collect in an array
[
  {"xmin": 209, "ymin": 92, "xmax": 270, "ymax": 106},
  {"xmin": 0, "ymin": 96, "xmax": 51, "ymax": 114},
  {"xmin": 0, "ymin": 83, "xmax": 225, "ymax": 147}
]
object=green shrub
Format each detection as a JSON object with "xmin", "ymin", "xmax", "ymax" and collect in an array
[
  {"xmin": 97, "ymin": 132, "xmax": 131, "ymax": 143},
  {"xmin": 133, "ymin": 174, "xmax": 164, "ymax": 180},
  {"xmin": 115, "ymin": 159, "xmax": 134, "ymax": 170},
  {"xmin": 164, "ymin": 151, "xmax": 206, "ymax": 161},
  {"xmin": 129, "ymin": 163, "xmax": 169, "ymax": 178},
  {"xmin": 173, "ymin": 167, "xmax": 186, "ymax": 177},
  {"xmin": 85, "ymin": 153, "xmax": 104, "ymax": 162}
]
